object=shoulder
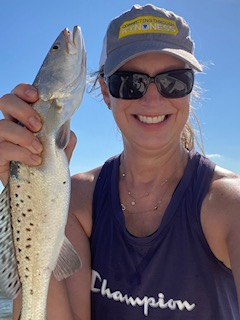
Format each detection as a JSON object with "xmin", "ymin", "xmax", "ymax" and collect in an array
[
  {"xmin": 207, "ymin": 166, "xmax": 240, "ymax": 208},
  {"xmin": 69, "ymin": 166, "xmax": 102, "ymax": 237},
  {"xmin": 201, "ymin": 165, "xmax": 240, "ymax": 267}
]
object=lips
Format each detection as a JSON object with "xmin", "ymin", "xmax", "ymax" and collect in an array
[{"xmin": 136, "ymin": 115, "xmax": 167, "ymax": 124}]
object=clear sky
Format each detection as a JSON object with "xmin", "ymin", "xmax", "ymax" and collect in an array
[{"xmin": 0, "ymin": 0, "xmax": 239, "ymax": 175}]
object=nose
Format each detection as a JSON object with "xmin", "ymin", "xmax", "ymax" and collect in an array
[{"xmin": 141, "ymin": 81, "xmax": 165, "ymax": 103}]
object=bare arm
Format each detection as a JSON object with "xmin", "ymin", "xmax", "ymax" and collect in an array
[{"xmin": 201, "ymin": 167, "xmax": 240, "ymax": 310}]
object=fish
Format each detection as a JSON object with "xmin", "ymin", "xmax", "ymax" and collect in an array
[{"xmin": 0, "ymin": 25, "xmax": 86, "ymax": 319}]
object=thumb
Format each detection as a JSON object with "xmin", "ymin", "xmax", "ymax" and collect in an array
[{"xmin": 65, "ymin": 131, "xmax": 77, "ymax": 163}]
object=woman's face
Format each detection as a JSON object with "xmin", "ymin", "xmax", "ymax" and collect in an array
[{"xmin": 100, "ymin": 52, "xmax": 191, "ymax": 153}]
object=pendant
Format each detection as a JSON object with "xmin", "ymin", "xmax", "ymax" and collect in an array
[
  {"xmin": 121, "ymin": 203, "xmax": 126, "ymax": 211},
  {"xmin": 131, "ymin": 200, "xmax": 136, "ymax": 206}
]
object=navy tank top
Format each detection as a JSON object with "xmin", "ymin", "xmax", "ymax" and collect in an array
[{"xmin": 90, "ymin": 150, "xmax": 239, "ymax": 319}]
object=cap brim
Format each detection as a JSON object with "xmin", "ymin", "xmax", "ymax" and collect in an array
[{"xmin": 104, "ymin": 40, "xmax": 202, "ymax": 76}]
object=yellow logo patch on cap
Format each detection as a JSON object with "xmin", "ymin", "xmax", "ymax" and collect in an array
[{"xmin": 119, "ymin": 15, "xmax": 178, "ymax": 39}]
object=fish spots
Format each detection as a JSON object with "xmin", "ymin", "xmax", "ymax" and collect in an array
[
  {"xmin": 30, "ymin": 289, "xmax": 33, "ymax": 295},
  {"xmin": 2, "ymin": 267, "xmax": 6, "ymax": 274},
  {"xmin": 1, "ymin": 254, "xmax": 6, "ymax": 264},
  {"xmin": 25, "ymin": 256, "xmax": 30, "ymax": 261},
  {"xmin": 4, "ymin": 224, "xmax": 9, "ymax": 232}
]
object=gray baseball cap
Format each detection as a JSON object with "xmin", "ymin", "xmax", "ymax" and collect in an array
[{"xmin": 100, "ymin": 4, "xmax": 202, "ymax": 76}]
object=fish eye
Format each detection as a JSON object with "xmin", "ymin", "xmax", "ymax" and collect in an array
[{"xmin": 51, "ymin": 43, "xmax": 60, "ymax": 53}]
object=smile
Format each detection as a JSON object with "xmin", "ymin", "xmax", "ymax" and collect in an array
[{"xmin": 137, "ymin": 115, "xmax": 166, "ymax": 124}]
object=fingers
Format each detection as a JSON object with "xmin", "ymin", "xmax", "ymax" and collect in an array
[
  {"xmin": 0, "ymin": 84, "xmax": 43, "ymax": 185},
  {"xmin": 11, "ymin": 83, "xmax": 38, "ymax": 102},
  {"xmin": 0, "ymin": 84, "xmax": 41, "ymax": 132},
  {"xmin": 65, "ymin": 131, "xmax": 77, "ymax": 163},
  {"xmin": 0, "ymin": 119, "xmax": 43, "ymax": 156},
  {"xmin": 0, "ymin": 141, "xmax": 42, "ymax": 166}
]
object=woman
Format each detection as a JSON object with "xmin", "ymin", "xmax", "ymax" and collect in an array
[{"xmin": 0, "ymin": 4, "xmax": 240, "ymax": 319}]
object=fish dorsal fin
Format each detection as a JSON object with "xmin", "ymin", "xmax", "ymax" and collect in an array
[
  {"xmin": 53, "ymin": 236, "xmax": 82, "ymax": 281},
  {"xmin": 55, "ymin": 120, "xmax": 70, "ymax": 149},
  {"xmin": 0, "ymin": 185, "xmax": 21, "ymax": 298}
]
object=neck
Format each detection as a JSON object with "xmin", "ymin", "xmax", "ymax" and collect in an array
[{"xmin": 121, "ymin": 143, "xmax": 189, "ymax": 187}]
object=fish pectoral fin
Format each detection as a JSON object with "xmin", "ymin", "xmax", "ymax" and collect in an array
[
  {"xmin": 55, "ymin": 120, "xmax": 70, "ymax": 149},
  {"xmin": 45, "ymin": 99, "xmax": 70, "ymax": 149},
  {"xmin": 53, "ymin": 236, "xmax": 82, "ymax": 281},
  {"xmin": 0, "ymin": 185, "xmax": 21, "ymax": 298}
]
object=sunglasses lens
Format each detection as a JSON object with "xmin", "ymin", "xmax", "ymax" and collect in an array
[
  {"xmin": 107, "ymin": 72, "xmax": 147, "ymax": 99},
  {"xmin": 106, "ymin": 69, "xmax": 194, "ymax": 100},
  {"xmin": 156, "ymin": 69, "xmax": 194, "ymax": 98}
]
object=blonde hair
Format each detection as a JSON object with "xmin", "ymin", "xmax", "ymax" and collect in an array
[{"xmin": 89, "ymin": 67, "xmax": 204, "ymax": 153}]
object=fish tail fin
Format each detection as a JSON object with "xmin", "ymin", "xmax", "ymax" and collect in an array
[
  {"xmin": 0, "ymin": 185, "xmax": 21, "ymax": 298},
  {"xmin": 53, "ymin": 236, "xmax": 82, "ymax": 281}
]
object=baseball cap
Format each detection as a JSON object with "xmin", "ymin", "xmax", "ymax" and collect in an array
[{"xmin": 100, "ymin": 4, "xmax": 202, "ymax": 76}]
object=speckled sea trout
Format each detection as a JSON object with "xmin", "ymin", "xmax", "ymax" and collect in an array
[{"xmin": 0, "ymin": 26, "xmax": 86, "ymax": 319}]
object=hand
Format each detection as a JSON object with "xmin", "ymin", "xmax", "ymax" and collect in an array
[
  {"xmin": 0, "ymin": 84, "xmax": 43, "ymax": 186},
  {"xmin": 0, "ymin": 84, "xmax": 78, "ymax": 187}
]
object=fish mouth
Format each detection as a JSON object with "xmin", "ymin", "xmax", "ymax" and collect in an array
[{"xmin": 63, "ymin": 26, "xmax": 84, "ymax": 53}]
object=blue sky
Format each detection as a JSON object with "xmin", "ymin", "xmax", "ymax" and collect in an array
[{"xmin": 0, "ymin": 0, "xmax": 239, "ymax": 174}]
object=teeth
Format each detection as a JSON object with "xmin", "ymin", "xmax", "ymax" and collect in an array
[{"xmin": 137, "ymin": 115, "xmax": 166, "ymax": 124}]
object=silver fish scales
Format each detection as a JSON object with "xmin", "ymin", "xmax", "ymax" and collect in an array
[{"xmin": 0, "ymin": 26, "xmax": 86, "ymax": 319}]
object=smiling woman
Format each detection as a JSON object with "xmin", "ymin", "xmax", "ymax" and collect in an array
[
  {"xmin": 91, "ymin": 61, "xmax": 201, "ymax": 152},
  {"xmin": 0, "ymin": 3, "xmax": 240, "ymax": 320}
]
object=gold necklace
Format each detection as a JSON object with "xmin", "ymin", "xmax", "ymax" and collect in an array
[{"xmin": 120, "ymin": 154, "xmax": 171, "ymax": 213}]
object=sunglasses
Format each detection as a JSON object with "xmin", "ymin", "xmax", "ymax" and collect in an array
[{"xmin": 105, "ymin": 68, "xmax": 194, "ymax": 100}]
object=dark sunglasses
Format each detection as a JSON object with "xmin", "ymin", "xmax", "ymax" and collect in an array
[{"xmin": 105, "ymin": 68, "xmax": 194, "ymax": 100}]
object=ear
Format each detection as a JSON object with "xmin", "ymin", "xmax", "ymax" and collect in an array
[{"xmin": 99, "ymin": 76, "xmax": 111, "ymax": 107}]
